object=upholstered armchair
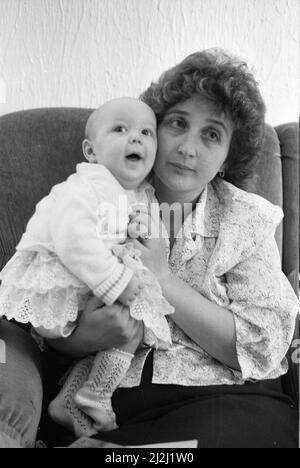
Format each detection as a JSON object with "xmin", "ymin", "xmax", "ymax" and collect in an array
[{"xmin": 0, "ymin": 108, "xmax": 299, "ymax": 408}]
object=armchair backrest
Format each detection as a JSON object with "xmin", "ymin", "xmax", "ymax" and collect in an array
[
  {"xmin": 0, "ymin": 109, "xmax": 298, "ymax": 403},
  {"xmin": 250, "ymin": 121, "xmax": 299, "ymax": 404},
  {"xmin": 0, "ymin": 108, "xmax": 92, "ymax": 270},
  {"xmin": 0, "ymin": 109, "xmax": 298, "ymax": 289},
  {"xmin": 250, "ymin": 123, "xmax": 299, "ymax": 296}
]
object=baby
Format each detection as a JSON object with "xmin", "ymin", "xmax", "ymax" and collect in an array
[{"xmin": 0, "ymin": 97, "xmax": 173, "ymax": 436}]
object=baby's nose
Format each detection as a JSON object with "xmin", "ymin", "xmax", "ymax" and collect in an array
[{"xmin": 129, "ymin": 133, "xmax": 142, "ymax": 144}]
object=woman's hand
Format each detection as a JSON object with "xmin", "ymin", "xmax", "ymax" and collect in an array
[
  {"xmin": 46, "ymin": 295, "xmax": 143, "ymax": 357},
  {"xmin": 128, "ymin": 204, "xmax": 171, "ymax": 286},
  {"xmin": 118, "ymin": 274, "xmax": 144, "ymax": 306},
  {"xmin": 131, "ymin": 237, "xmax": 171, "ymax": 287},
  {"xmin": 128, "ymin": 203, "xmax": 161, "ymax": 239},
  {"xmin": 77, "ymin": 296, "xmax": 143, "ymax": 348}
]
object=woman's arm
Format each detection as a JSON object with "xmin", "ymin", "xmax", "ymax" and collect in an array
[
  {"xmin": 131, "ymin": 238, "xmax": 240, "ymax": 370},
  {"xmin": 46, "ymin": 297, "xmax": 143, "ymax": 358},
  {"xmin": 161, "ymin": 271, "xmax": 240, "ymax": 371}
]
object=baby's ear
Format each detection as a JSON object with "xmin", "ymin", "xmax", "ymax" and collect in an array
[{"xmin": 82, "ymin": 139, "xmax": 95, "ymax": 162}]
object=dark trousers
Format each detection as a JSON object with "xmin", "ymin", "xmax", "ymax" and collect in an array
[
  {"xmin": 95, "ymin": 351, "xmax": 298, "ymax": 448},
  {"xmin": 1, "ymin": 322, "xmax": 298, "ymax": 448}
]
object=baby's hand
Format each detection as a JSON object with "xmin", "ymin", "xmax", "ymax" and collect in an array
[
  {"xmin": 128, "ymin": 203, "xmax": 150, "ymax": 239},
  {"xmin": 118, "ymin": 275, "xmax": 144, "ymax": 306},
  {"xmin": 127, "ymin": 219, "xmax": 149, "ymax": 239}
]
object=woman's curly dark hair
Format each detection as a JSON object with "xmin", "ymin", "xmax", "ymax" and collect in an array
[{"xmin": 140, "ymin": 49, "xmax": 266, "ymax": 190}]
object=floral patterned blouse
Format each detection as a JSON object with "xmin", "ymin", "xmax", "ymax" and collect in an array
[{"xmin": 121, "ymin": 177, "xmax": 299, "ymax": 388}]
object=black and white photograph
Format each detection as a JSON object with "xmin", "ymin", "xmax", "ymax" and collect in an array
[{"xmin": 0, "ymin": 0, "xmax": 299, "ymax": 450}]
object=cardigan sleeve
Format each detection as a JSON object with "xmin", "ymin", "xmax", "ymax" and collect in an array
[
  {"xmin": 226, "ymin": 230, "xmax": 299, "ymax": 381},
  {"xmin": 49, "ymin": 179, "xmax": 133, "ymax": 305}
]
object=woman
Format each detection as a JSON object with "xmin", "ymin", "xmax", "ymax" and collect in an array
[
  {"xmin": 1, "ymin": 49, "xmax": 299, "ymax": 448},
  {"xmin": 46, "ymin": 49, "xmax": 299, "ymax": 448}
]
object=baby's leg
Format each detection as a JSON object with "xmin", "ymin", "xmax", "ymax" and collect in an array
[
  {"xmin": 74, "ymin": 321, "xmax": 143, "ymax": 432},
  {"xmin": 74, "ymin": 346, "xmax": 134, "ymax": 432},
  {"xmin": 48, "ymin": 356, "xmax": 97, "ymax": 437}
]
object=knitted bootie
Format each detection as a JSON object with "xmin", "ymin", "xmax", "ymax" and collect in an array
[
  {"xmin": 48, "ymin": 355, "xmax": 97, "ymax": 437},
  {"xmin": 74, "ymin": 348, "xmax": 134, "ymax": 432}
]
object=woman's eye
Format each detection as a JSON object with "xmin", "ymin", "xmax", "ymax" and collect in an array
[
  {"xmin": 113, "ymin": 126, "xmax": 127, "ymax": 133},
  {"xmin": 168, "ymin": 118, "xmax": 186, "ymax": 129},
  {"xmin": 203, "ymin": 129, "xmax": 220, "ymax": 142}
]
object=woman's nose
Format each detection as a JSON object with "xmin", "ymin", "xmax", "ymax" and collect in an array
[{"xmin": 178, "ymin": 140, "xmax": 197, "ymax": 158}]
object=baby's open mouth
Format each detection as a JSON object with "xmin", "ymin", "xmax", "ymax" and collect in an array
[{"xmin": 126, "ymin": 153, "xmax": 142, "ymax": 162}]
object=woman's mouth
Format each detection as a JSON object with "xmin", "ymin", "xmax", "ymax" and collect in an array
[{"xmin": 169, "ymin": 162, "xmax": 195, "ymax": 172}]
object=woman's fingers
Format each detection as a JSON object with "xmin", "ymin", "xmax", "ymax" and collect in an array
[
  {"xmin": 128, "ymin": 219, "xmax": 149, "ymax": 239},
  {"xmin": 130, "ymin": 239, "xmax": 148, "ymax": 252},
  {"xmin": 128, "ymin": 212, "xmax": 162, "ymax": 240},
  {"xmin": 84, "ymin": 294, "xmax": 105, "ymax": 313},
  {"xmin": 79, "ymin": 299, "xmax": 141, "ymax": 349},
  {"xmin": 129, "ymin": 203, "xmax": 164, "ymax": 240},
  {"xmin": 130, "ymin": 203, "xmax": 149, "ymax": 216},
  {"xmin": 129, "ymin": 212, "xmax": 151, "ymax": 228}
]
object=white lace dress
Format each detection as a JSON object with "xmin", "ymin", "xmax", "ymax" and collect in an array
[{"xmin": 0, "ymin": 163, "xmax": 173, "ymax": 347}]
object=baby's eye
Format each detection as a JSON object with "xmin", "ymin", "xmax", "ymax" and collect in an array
[
  {"xmin": 141, "ymin": 128, "xmax": 154, "ymax": 136},
  {"xmin": 113, "ymin": 125, "xmax": 127, "ymax": 133}
]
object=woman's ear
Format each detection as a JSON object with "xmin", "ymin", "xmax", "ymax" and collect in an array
[
  {"xmin": 217, "ymin": 163, "xmax": 226, "ymax": 179},
  {"xmin": 220, "ymin": 162, "xmax": 226, "ymax": 172},
  {"xmin": 82, "ymin": 139, "xmax": 96, "ymax": 163}
]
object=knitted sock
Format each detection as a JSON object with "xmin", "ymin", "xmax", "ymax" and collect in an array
[
  {"xmin": 74, "ymin": 348, "xmax": 134, "ymax": 432},
  {"xmin": 48, "ymin": 355, "xmax": 97, "ymax": 437}
]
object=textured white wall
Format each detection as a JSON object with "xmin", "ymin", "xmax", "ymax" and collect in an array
[{"xmin": 0, "ymin": 0, "xmax": 299, "ymax": 125}]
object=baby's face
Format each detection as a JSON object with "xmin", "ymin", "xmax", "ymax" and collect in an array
[{"xmin": 84, "ymin": 99, "xmax": 157, "ymax": 190}]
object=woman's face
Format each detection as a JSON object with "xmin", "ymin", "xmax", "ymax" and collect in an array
[{"xmin": 154, "ymin": 96, "xmax": 233, "ymax": 200}]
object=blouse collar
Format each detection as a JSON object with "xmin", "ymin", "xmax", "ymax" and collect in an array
[{"xmin": 189, "ymin": 182, "xmax": 220, "ymax": 238}]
